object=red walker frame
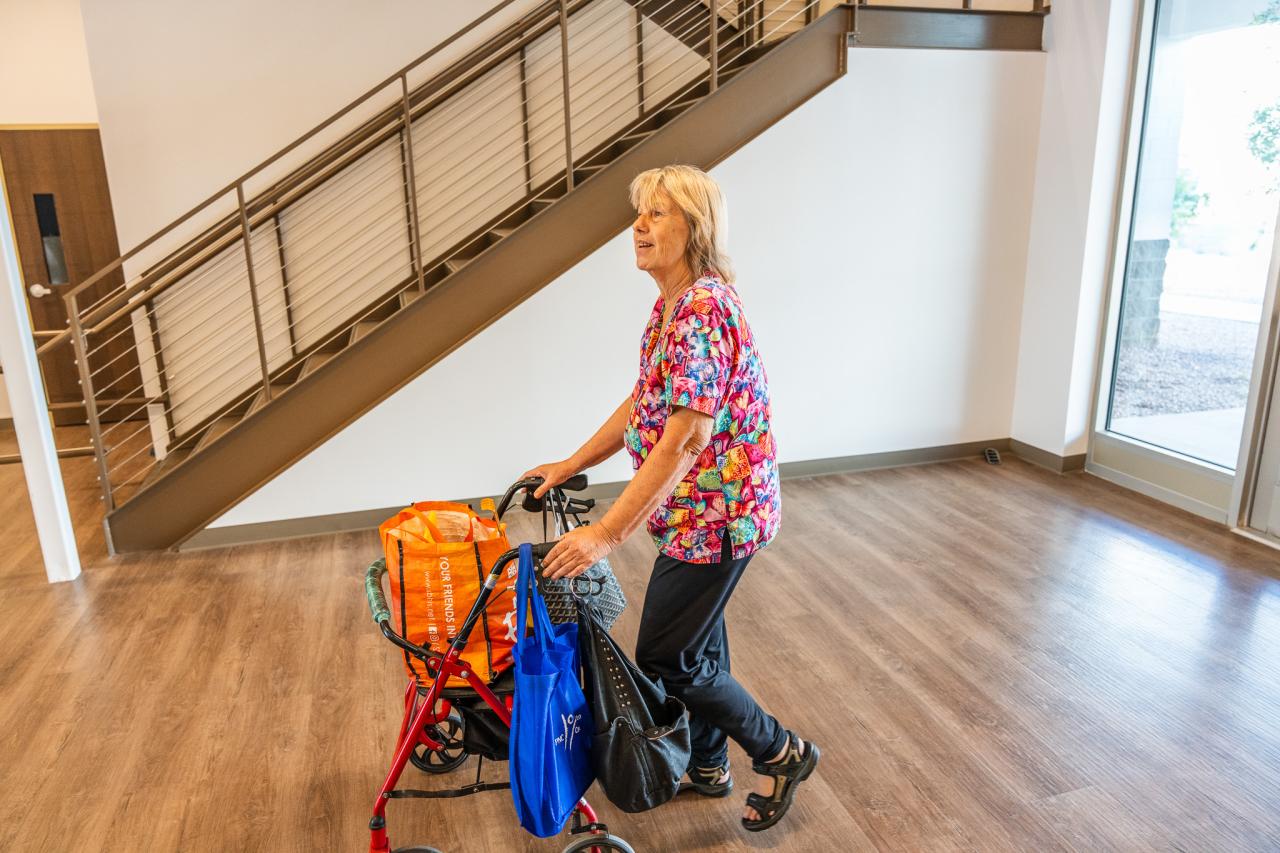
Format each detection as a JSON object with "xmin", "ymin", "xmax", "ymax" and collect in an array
[{"xmin": 365, "ymin": 486, "xmax": 620, "ymax": 853}]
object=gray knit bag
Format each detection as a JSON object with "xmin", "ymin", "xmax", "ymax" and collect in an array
[{"xmin": 541, "ymin": 557, "xmax": 627, "ymax": 628}]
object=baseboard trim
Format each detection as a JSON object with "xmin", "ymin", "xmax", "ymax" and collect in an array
[
  {"xmin": 181, "ymin": 480, "xmax": 632, "ymax": 551},
  {"xmin": 181, "ymin": 505, "xmax": 400, "ymax": 551},
  {"xmin": 779, "ymin": 437, "xmax": 1015, "ymax": 479},
  {"xmin": 184, "ymin": 436, "xmax": 1055, "ymax": 550},
  {"xmin": 1009, "ymin": 438, "xmax": 1087, "ymax": 474},
  {"xmin": 1085, "ymin": 458, "xmax": 1228, "ymax": 524}
]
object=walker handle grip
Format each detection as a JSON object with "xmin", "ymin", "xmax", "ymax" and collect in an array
[
  {"xmin": 559, "ymin": 474, "xmax": 588, "ymax": 492},
  {"xmin": 365, "ymin": 558, "xmax": 391, "ymax": 624}
]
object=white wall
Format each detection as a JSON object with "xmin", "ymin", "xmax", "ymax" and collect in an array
[
  {"xmin": 209, "ymin": 46, "xmax": 1046, "ymax": 527},
  {"xmin": 0, "ymin": 0, "xmax": 102, "ymax": 423},
  {"xmin": 1011, "ymin": 0, "xmax": 1141, "ymax": 457},
  {"xmin": 0, "ymin": 0, "xmax": 99, "ymax": 124}
]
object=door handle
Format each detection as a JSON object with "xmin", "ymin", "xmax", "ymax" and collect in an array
[{"xmin": 29, "ymin": 283, "xmax": 52, "ymax": 298}]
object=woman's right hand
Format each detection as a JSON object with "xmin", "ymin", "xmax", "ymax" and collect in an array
[{"xmin": 520, "ymin": 460, "xmax": 579, "ymax": 499}]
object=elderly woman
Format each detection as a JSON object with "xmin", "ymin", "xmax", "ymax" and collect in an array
[{"xmin": 525, "ymin": 164, "xmax": 819, "ymax": 832}]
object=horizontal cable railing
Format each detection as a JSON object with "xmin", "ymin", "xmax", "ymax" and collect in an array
[{"xmin": 52, "ymin": 0, "xmax": 1046, "ymax": 512}]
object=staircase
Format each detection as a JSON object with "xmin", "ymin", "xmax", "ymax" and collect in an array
[{"xmin": 40, "ymin": 0, "xmax": 1048, "ymax": 554}]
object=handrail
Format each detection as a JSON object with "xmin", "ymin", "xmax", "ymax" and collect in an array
[{"xmin": 35, "ymin": 320, "xmax": 74, "ymax": 356}]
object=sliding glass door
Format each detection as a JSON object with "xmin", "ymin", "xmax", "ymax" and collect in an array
[
  {"xmin": 1108, "ymin": 0, "xmax": 1279, "ymax": 468},
  {"xmin": 1092, "ymin": 0, "xmax": 1280, "ymax": 525}
]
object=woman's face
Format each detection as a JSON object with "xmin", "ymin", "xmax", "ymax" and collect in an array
[{"xmin": 632, "ymin": 191, "xmax": 690, "ymax": 277}]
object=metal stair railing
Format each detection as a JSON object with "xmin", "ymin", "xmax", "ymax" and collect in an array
[
  {"xmin": 37, "ymin": 0, "xmax": 1043, "ymax": 515},
  {"xmin": 43, "ymin": 0, "xmax": 797, "ymax": 510}
]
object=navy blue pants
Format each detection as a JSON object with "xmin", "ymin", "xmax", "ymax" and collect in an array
[{"xmin": 634, "ymin": 536, "xmax": 787, "ymax": 768}]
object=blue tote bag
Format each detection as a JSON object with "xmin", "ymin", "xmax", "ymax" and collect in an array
[{"xmin": 509, "ymin": 543, "xmax": 595, "ymax": 837}]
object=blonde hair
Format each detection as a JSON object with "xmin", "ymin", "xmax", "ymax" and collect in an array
[{"xmin": 628, "ymin": 164, "xmax": 735, "ymax": 284}]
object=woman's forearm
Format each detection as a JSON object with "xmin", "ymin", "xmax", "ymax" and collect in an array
[
  {"xmin": 566, "ymin": 396, "xmax": 631, "ymax": 471},
  {"xmin": 597, "ymin": 408, "xmax": 710, "ymax": 544}
]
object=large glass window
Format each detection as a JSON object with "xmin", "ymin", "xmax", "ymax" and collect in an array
[{"xmin": 1108, "ymin": 0, "xmax": 1280, "ymax": 469}]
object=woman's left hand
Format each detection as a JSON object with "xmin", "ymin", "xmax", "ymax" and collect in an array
[{"xmin": 542, "ymin": 524, "xmax": 617, "ymax": 580}]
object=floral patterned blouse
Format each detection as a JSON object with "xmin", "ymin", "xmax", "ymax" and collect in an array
[{"xmin": 624, "ymin": 271, "xmax": 781, "ymax": 563}]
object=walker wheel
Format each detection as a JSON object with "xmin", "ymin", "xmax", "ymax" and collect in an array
[
  {"xmin": 409, "ymin": 712, "xmax": 468, "ymax": 774},
  {"xmin": 561, "ymin": 835, "xmax": 636, "ymax": 853}
]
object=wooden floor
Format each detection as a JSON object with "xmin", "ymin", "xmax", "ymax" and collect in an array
[{"xmin": 2, "ymin": 431, "xmax": 1280, "ymax": 852}]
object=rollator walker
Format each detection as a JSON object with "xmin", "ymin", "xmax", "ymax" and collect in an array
[{"xmin": 363, "ymin": 475, "xmax": 634, "ymax": 853}]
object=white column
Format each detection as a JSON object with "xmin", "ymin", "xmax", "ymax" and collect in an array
[
  {"xmin": 1010, "ymin": 0, "xmax": 1142, "ymax": 457},
  {"xmin": 0, "ymin": 176, "xmax": 81, "ymax": 583}
]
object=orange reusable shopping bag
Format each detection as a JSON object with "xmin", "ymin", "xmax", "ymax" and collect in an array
[{"xmin": 380, "ymin": 500, "xmax": 523, "ymax": 688}]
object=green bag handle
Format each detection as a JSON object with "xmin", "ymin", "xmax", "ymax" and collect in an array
[{"xmin": 364, "ymin": 558, "xmax": 391, "ymax": 624}]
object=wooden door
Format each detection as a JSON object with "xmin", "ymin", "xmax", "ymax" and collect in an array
[{"xmin": 0, "ymin": 127, "xmax": 139, "ymax": 425}]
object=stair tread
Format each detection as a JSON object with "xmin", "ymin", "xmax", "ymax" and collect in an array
[
  {"xmin": 657, "ymin": 99, "xmax": 702, "ymax": 122},
  {"xmin": 444, "ymin": 256, "xmax": 473, "ymax": 274},
  {"xmin": 193, "ymin": 417, "xmax": 238, "ymax": 454},
  {"xmin": 490, "ymin": 226, "xmax": 515, "ymax": 240},
  {"xmin": 301, "ymin": 349, "xmax": 338, "ymax": 378},
  {"xmin": 398, "ymin": 289, "xmax": 423, "ymax": 309},
  {"xmin": 350, "ymin": 319, "xmax": 380, "ymax": 344},
  {"xmin": 247, "ymin": 383, "xmax": 291, "ymax": 416},
  {"xmin": 142, "ymin": 448, "xmax": 192, "ymax": 489}
]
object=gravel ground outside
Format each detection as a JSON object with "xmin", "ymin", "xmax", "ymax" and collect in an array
[{"xmin": 1111, "ymin": 311, "xmax": 1260, "ymax": 418}]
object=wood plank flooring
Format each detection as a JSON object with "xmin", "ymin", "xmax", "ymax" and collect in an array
[{"xmin": 1, "ymin": 433, "xmax": 1279, "ymax": 852}]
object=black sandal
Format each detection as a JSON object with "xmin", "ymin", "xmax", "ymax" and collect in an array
[
  {"xmin": 678, "ymin": 760, "xmax": 733, "ymax": 797},
  {"xmin": 742, "ymin": 732, "xmax": 820, "ymax": 832}
]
